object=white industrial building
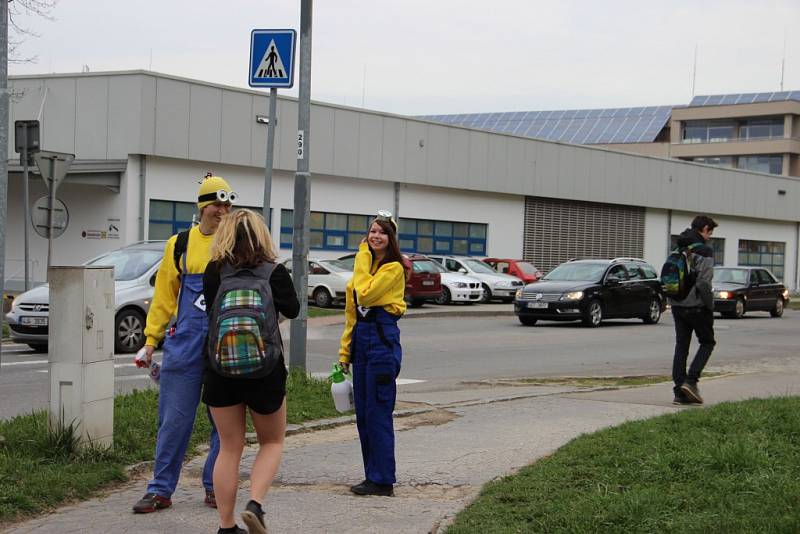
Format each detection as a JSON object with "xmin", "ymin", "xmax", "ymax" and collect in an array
[{"xmin": 4, "ymin": 70, "xmax": 799, "ymax": 293}]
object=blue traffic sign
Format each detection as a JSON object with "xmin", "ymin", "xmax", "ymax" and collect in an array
[{"xmin": 249, "ymin": 29, "xmax": 297, "ymax": 88}]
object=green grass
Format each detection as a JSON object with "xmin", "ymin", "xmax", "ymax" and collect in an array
[
  {"xmin": 447, "ymin": 396, "xmax": 800, "ymax": 534},
  {"xmin": 0, "ymin": 370, "xmax": 339, "ymax": 524},
  {"xmin": 307, "ymin": 306, "xmax": 344, "ymax": 318},
  {"xmin": 1, "ymin": 322, "xmax": 8, "ymax": 339},
  {"xmin": 787, "ymin": 299, "xmax": 800, "ymax": 311}
]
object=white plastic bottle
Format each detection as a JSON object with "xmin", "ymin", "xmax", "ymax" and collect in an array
[
  {"xmin": 330, "ymin": 364, "xmax": 354, "ymax": 413},
  {"xmin": 134, "ymin": 347, "xmax": 161, "ymax": 384}
]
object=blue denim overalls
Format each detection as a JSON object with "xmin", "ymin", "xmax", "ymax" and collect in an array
[
  {"xmin": 351, "ymin": 296, "xmax": 402, "ymax": 485},
  {"xmin": 147, "ymin": 252, "xmax": 220, "ymax": 497}
]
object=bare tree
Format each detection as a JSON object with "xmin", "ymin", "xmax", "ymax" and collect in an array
[{"xmin": 9, "ymin": 0, "xmax": 57, "ymax": 63}]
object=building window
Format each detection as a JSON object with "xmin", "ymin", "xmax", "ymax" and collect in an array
[
  {"xmin": 691, "ymin": 156, "xmax": 734, "ymax": 168},
  {"xmin": 738, "ymin": 155, "xmax": 782, "ymax": 175},
  {"xmin": 739, "ymin": 118, "xmax": 784, "ymax": 141},
  {"xmin": 149, "ymin": 200, "xmax": 268, "ymax": 240},
  {"xmin": 280, "ymin": 210, "xmax": 488, "ymax": 255},
  {"xmin": 671, "ymin": 235, "xmax": 725, "ymax": 266},
  {"xmin": 738, "ymin": 240, "xmax": 785, "ymax": 280},
  {"xmin": 682, "ymin": 120, "xmax": 735, "ymax": 144}
]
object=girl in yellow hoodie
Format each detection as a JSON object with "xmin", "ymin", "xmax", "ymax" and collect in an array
[{"xmin": 338, "ymin": 212, "xmax": 407, "ymax": 496}]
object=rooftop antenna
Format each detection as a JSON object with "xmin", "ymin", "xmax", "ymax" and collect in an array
[
  {"xmin": 691, "ymin": 44, "xmax": 698, "ymax": 97},
  {"xmin": 361, "ymin": 64, "xmax": 366, "ymax": 108},
  {"xmin": 149, "ymin": 48, "xmax": 153, "ymax": 71},
  {"xmin": 779, "ymin": 32, "xmax": 786, "ymax": 91}
]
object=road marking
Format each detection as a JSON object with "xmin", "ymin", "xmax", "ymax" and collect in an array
[
  {"xmin": 35, "ymin": 369, "xmax": 151, "ymax": 382},
  {"xmin": 1, "ymin": 359, "xmax": 48, "ymax": 367}
]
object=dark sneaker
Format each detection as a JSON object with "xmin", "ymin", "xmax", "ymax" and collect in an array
[
  {"xmin": 132, "ymin": 492, "xmax": 172, "ymax": 513},
  {"xmin": 349, "ymin": 480, "xmax": 394, "ymax": 497},
  {"xmin": 217, "ymin": 527, "xmax": 247, "ymax": 534},
  {"xmin": 241, "ymin": 499, "xmax": 267, "ymax": 534},
  {"xmin": 672, "ymin": 394, "xmax": 691, "ymax": 405},
  {"xmin": 680, "ymin": 382, "xmax": 704, "ymax": 404},
  {"xmin": 205, "ymin": 489, "xmax": 217, "ymax": 508}
]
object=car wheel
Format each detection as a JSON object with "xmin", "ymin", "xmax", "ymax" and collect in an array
[
  {"xmin": 518, "ymin": 316, "xmax": 537, "ymax": 326},
  {"xmin": 435, "ymin": 287, "xmax": 452, "ymax": 305},
  {"xmin": 770, "ymin": 298, "xmax": 784, "ymax": 318},
  {"xmin": 313, "ymin": 287, "xmax": 332, "ymax": 308},
  {"xmin": 480, "ymin": 284, "xmax": 492, "ymax": 304},
  {"xmin": 582, "ymin": 299, "xmax": 603, "ymax": 327},
  {"xmin": 643, "ymin": 298, "xmax": 662, "ymax": 324},
  {"xmin": 27, "ymin": 343, "xmax": 48, "ymax": 353},
  {"xmin": 115, "ymin": 309, "xmax": 146, "ymax": 353},
  {"xmin": 733, "ymin": 297, "xmax": 745, "ymax": 319}
]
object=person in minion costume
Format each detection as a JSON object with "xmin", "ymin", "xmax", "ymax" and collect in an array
[
  {"xmin": 133, "ymin": 174, "xmax": 237, "ymax": 513},
  {"xmin": 338, "ymin": 210, "xmax": 407, "ymax": 497}
]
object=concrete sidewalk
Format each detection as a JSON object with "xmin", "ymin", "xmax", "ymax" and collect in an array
[{"xmin": 8, "ymin": 369, "xmax": 800, "ymax": 534}]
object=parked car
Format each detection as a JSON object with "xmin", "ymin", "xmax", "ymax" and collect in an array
[
  {"xmin": 428, "ymin": 255, "xmax": 524, "ymax": 303},
  {"xmin": 336, "ymin": 253, "xmax": 442, "ymax": 308},
  {"xmin": 423, "ymin": 259, "xmax": 483, "ymax": 305},
  {"xmin": 483, "ymin": 258, "xmax": 543, "ymax": 284},
  {"xmin": 513, "ymin": 257, "xmax": 664, "ymax": 327},
  {"xmin": 5, "ymin": 241, "xmax": 166, "ymax": 353},
  {"xmin": 281, "ymin": 258, "xmax": 351, "ymax": 308},
  {"xmin": 712, "ymin": 266, "xmax": 790, "ymax": 319}
]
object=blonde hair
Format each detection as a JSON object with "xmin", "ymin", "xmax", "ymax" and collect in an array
[{"xmin": 210, "ymin": 209, "xmax": 277, "ymax": 267}]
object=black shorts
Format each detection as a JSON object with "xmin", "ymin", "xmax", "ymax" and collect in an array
[{"xmin": 202, "ymin": 363, "xmax": 288, "ymax": 415}]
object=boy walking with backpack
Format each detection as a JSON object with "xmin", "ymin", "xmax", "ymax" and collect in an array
[{"xmin": 665, "ymin": 215, "xmax": 718, "ymax": 405}]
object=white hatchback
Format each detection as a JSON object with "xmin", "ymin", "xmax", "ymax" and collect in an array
[
  {"xmin": 429, "ymin": 255, "xmax": 524, "ymax": 303},
  {"xmin": 281, "ymin": 258, "xmax": 351, "ymax": 308},
  {"xmin": 418, "ymin": 259, "xmax": 483, "ymax": 304}
]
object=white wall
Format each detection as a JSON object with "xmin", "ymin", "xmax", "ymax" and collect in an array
[
  {"xmin": 4, "ymin": 175, "xmax": 128, "ymax": 288},
  {"xmin": 645, "ymin": 208, "xmax": 799, "ymax": 290}
]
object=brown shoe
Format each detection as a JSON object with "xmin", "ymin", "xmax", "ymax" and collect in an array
[
  {"xmin": 680, "ymin": 382, "xmax": 703, "ymax": 404},
  {"xmin": 132, "ymin": 492, "xmax": 172, "ymax": 513},
  {"xmin": 205, "ymin": 489, "xmax": 217, "ymax": 508}
]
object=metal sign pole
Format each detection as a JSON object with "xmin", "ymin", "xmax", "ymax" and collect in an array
[
  {"xmin": 47, "ymin": 158, "xmax": 55, "ymax": 275},
  {"xmin": 0, "ymin": 0, "xmax": 8, "ymax": 369},
  {"xmin": 22, "ymin": 123, "xmax": 30, "ymax": 291},
  {"xmin": 262, "ymin": 87, "xmax": 278, "ymax": 224},
  {"xmin": 289, "ymin": 0, "xmax": 312, "ymax": 371}
]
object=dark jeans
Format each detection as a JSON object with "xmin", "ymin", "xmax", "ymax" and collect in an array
[{"xmin": 672, "ymin": 306, "xmax": 716, "ymax": 389}]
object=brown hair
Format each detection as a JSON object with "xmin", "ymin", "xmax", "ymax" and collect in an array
[
  {"xmin": 369, "ymin": 219, "xmax": 409, "ymax": 279},
  {"xmin": 210, "ymin": 209, "xmax": 277, "ymax": 268}
]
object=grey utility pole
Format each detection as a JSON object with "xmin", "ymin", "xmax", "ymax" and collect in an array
[
  {"xmin": 289, "ymin": 0, "xmax": 312, "ymax": 370},
  {"xmin": 22, "ymin": 123, "xmax": 30, "ymax": 290},
  {"xmin": 262, "ymin": 87, "xmax": 277, "ymax": 224},
  {"xmin": 0, "ymin": 0, "xmax": 8, "ymax": 368}
]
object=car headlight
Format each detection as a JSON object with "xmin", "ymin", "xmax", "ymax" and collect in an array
[
  {"xmin": 561, "ymin": 291, "xmax": 583, "ymax": 301},
  {"xmin": 454, "ymin": 282, "xmax": 467, "ymax": 288},
  {"xmin": 10, "ymin": 295, "xmax": 20, "ymax": 311},
  {"xmin": 782, "ymin": 289, "xmax": 790, "ymax": 300},
  {"xmin": 495, "ymin": 280, "xmax": 514, "ymax": 288},
  {"xmin": 515, "ymin": 288, "xmax": 523, "ymax": 299},
  {"xmin": 715, "ymin": 291, "xmax": 732, "ymax": 299}
]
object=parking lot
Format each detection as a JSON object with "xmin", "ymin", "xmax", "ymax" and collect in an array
[{"xmin": 2, "ymin": 305, "xmax": 798, "ymax": 420}]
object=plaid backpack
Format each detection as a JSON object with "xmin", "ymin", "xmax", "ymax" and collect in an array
[{"xmin": 207, "ymin": 262, "xmax": 282, "ymax": 378}]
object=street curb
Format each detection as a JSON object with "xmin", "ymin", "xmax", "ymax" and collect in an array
[{"xmin": 307, "ymin": 308, "xmax": 515, "ymax": 327}]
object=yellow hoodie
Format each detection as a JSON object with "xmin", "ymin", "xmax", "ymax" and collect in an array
[
  {"xmin": 143, "ymin": 226, "xmax": 214, "ymax": 347},
  {"xmin": 338, "ymin": 242, "xmax": 406, "ymax": 363}
]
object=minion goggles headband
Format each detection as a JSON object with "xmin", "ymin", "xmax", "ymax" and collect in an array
[
  {"xmin": 371, "ymin": 210, "xmax": 397, "ymax": 231},
  {"xmin": 198, "ymin": 189, "xmax": 238, "ymax": 204}
]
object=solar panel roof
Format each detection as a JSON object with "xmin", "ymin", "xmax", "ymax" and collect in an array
[
  {"xmin": 690, "ymin": 91, "xmax": 800, "ymax": 107},
  {"xmin": 417, "ymin": 106, "xmax": 674, "ymax": 144}
]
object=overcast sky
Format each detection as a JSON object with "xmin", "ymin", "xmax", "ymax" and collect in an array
[{"xmin": 9, "ymin": 0, "xmax": 800, "ymax": 115}]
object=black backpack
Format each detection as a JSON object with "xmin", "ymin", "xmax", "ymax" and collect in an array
[{"xmin": 207, "ymin": 262, "xmax": 282, "ymax": 378}]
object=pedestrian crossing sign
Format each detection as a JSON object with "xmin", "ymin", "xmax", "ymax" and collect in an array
[{"xmin": 249, "ymin": 29, "xmax": 296, "ymax": 88}]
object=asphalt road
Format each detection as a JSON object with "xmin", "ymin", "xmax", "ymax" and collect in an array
[{"xmin": 2, "ymin": 307, "xmax": 798, "ymax": 420}]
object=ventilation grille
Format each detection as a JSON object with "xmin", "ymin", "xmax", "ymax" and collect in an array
[{"xmin": 523, "ymin": 197, "xmax": 645, "ymax": 272}]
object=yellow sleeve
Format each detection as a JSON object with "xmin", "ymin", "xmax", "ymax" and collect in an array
[
  {"xmin": 143, "ymin": 236, "xmax": 181, "ymax": 346},
  {"xmin": 337, "ymin": 279, "xmax": 356, "ymax": 362},
  {"xmin": 352, "ymin": 243, "xmax": 406, "ymax": 309}
]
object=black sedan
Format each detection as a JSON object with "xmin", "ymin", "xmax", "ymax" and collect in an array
[
  {"xmin": 513, "ymin": 258, "xmax": 664, "ymax": 327},
  {"xmin": 713, "ymin": 267, "xmax": 789, "ymax": 318}
]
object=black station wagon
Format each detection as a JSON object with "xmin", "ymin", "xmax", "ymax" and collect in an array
[{"xmin": 513, "ymin": 258, "xmax": 664, "ymax": 327}]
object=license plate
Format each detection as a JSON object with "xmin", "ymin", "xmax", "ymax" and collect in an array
[
  {"xmin": 21, "ymin": 316, "xmax": 48, "ymax": 326},
  {"xmin": 422, "ymin": 280, "xmax": 434, "ymax": 286},
  {"xmin": 527, "ymin": 302, "xmax": 548, "ymax": 309}
]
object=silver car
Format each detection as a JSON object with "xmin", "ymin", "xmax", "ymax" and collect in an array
[{"xmin": 5, "ymin": 241, "xmax": 166, "ymax": 353}]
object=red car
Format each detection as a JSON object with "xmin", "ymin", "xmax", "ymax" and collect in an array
[
  {"xmin": 336, "ymin": 253, "xmax": 442, "ymax": 308},
  {"xmin": 483, "ymin": 258, "xmax": 543, "ymax": 284}
]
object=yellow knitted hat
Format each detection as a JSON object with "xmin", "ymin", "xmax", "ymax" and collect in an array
[{"xmin": 197, "ymin": 175, "xmax": 233, "ymax": 210}]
